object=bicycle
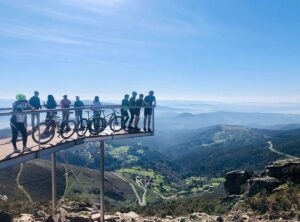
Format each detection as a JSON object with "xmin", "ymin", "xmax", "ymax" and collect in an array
[
  {"xmin": 88, "ymin": 109, "xmax": 123, "ymax": 135},
  {"xmin": 75, "ymin": 110, "xmax": 88, "ymax": 137},
  {"xmin": 32, "ymin": 112, "xmax": 76, "ymax": 144}
]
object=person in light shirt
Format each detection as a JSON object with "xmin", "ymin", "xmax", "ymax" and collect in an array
[{"xmin": 10, "ymin": 94, "xmax": 34, "ymax": 153}]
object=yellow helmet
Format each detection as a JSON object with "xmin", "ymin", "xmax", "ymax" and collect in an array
[{"xmin": 16, "ymin": 94, "xmax": 26, "ymax": 101}]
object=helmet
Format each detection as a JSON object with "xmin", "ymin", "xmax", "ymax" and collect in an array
[
  {"xmin": 132, "ymin": 91, "xmax": 137, "ymax": 96},
  {"xmin": 16, "ymin": 94, "xmax": 26, "ymax": 101}
]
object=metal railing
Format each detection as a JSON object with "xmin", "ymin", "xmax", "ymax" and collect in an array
[{"xmin": 0, "ymin": 105, "xmax": 155, "ymax": 161}]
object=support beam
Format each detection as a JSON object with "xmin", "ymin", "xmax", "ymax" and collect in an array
[
  {"xmin": 99, "ymin": 141, "xmax": 105, "ymax": 222},
  {"xmin": 51, "ymin": 152, "xmax": 57, "ymax": 215}
]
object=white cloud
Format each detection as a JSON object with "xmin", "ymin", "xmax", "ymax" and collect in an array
[
  {"xmin": 0, "ymin": 24, "xmax": 89, "ymax": 45},
  {"xmin": 61, "ymin": 0, "xmax": 126, "ymax": 14}
]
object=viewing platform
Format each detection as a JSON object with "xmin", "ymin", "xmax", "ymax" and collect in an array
[{"xmin": 0, "ymin": 105, "xmax": 155, "ymax": 169}]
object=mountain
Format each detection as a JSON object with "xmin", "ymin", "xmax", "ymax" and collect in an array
[
  {"xmin": 134, "ymin": 125, "xmax": 300, "ymax": 178},
  {"xmin": 156, "ymin": 111, "xmax": 300, "ymax": 130},
  {"xmin": 0, "ymin": 159, "xmax": 136, "ymax": 216},
  {"xmin": 58, "ymin": 123, "xmax": 300, "ymax": 180}
]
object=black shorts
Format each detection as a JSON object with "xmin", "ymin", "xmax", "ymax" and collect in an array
[
  {"xmin": 144, "ymin": 108, "xmax": 153, "ymax": 116},
  {"xmin": 121, "ymin": 110, "xmax": 129, "ymax": 117},
  {"xmin": 135, "ymin": 109, "xmax": 141, "ymax": 117}
]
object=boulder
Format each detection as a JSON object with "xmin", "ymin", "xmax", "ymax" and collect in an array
[
  {"xmin": 224, "ymin": 170, "xmax": 252, "ymax": 195},
  {"xmin": 15, "ymin": 214, "xmax": 35, "ymax": 222},
  {"xmin": 246, "ymin": 176, "xmax": 282, "ymax": 197},
  {"xmin": 264, "ymin": 158, "xmax": 300, "ymax": 183},
  {"xmin": 66, "ymin": 213, "xmax": 90, "ymax": 222},
  {"xmin": 119, "ymin": 211, "xmax": 141, "ymax": 221},
  {"xmin": 189, "ymin": 213, "xmax": 222, "ymax": 222},
  {"xmin": 90, "ymin": 214, "xmax": 119, "ymax": 222},
  {"xmin": 104, "ymin": 215, "xmax": 120, "ymax": 222}
]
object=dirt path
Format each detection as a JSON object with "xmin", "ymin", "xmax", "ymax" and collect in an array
[
  {"xmin": 62, "ymin": 164, "xmax": 69, "ymax": 197},
  {"xmin": 16, "ymin": 163, "xmax": 33, "ymax": 203},
  {"xmin": 112, "ymin": 172, "xmax": 146, "ymax": 207},
  {"xmin": 267, "ymin": 141, "xmax": 298, "ymax": 159},
  {"xmin": 135, "ymin": 179, "xmax": 147, "ymax": 206},
  {"xmin": 153, "ymin": 191, "xmax": 176, "ymax": 200}
]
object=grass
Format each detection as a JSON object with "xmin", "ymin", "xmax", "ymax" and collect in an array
[
  {"xmin": 244, "ymin": 183, "xmax": 300, "ymax": 220},
  {"xmin": 116, "ymin": 167, "xmax": 177, "ymax": 196},
  {"xmin": 184, "ymin": 176, "xmax": 225, "ymax": 194},
  {"xmin": 109, "ymin": 146, "xmax": 130, "ymax": 156}
]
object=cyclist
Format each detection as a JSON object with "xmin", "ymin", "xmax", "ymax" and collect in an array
[
  {"xmin": 29, "ymin": 91, "xmax": 42, "ymax": 128},
  {"xmin": 91, "ymin": 96, "xmax": 102, "ymax": 129},
  {"xmin": 60, "ymin": 95, "xmax": 71, "ymax": 122},
  {"xmin": 128, "ymin": 91, "xmax": 137, "ymax": 129},
  {"xmin": 92, "ymin": 96, "xmax": 101, "ymax": 113},
  {"xmin": 74, "ymin": 96, "xmax": 85, "ymax": 126},
  {"xmin": 10, "ymin": 94, "xmax": 34, "ymax": 153},
  {"xmin": 144, "ymin": 90, "xmax": 156, "ymax": 132},
  {"xmin": 45, "ymin": 95, "xmax": 57, "ymax": 119},
  {"xmin": 121, "ymin": 94, "xmax": 130, "ymax": 129},
  {"xmin": 134, "ymin": 94, "xmax": 144, "ymax": 131}
]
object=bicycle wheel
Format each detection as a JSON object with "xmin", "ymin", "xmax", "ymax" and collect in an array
[
  {"xmin": 60, "ymin": 120, "xmax": 76, "ymax": 139},
  {"xmin": 110, "ymin": 116, "xmax": 123, "ymax": 132},
  {"xmin": 32, "ymin": 122, "xmax": 55, "ymax": 144},
  {"xmin": 77, "ymin": 118, "xmax": 88, "ymax": 137},
  {"xmin": 89, "ymin": 117, "xmax": 106, "ymax": 135}
]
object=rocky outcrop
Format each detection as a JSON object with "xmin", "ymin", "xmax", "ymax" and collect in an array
[
  {"xmin": 246, "ymin": 176, "xmax": 282, "ymax": 196},
  {"xmin": 13, "ymin": 209, "xmax": 224, "ymax": 222},
  {"xmin": 263, "ymin": 158, "xmax": 300, "ymax": 183},
  {"xmin": 224, "ymin": 170, "xmax": 252, "ymax": 195},
  {"xmin": 224, "ymin": 158, "xmax": 300, "ymax": 197}
]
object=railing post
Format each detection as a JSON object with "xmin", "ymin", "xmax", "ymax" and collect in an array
[
  {"xmin": 99, "ymin": 140, "xmax": 105, "ymax": 222},
  {"xmin": 51, "ymin": 152, "xmax": 57, "ymax": 215},
  {"xmin": 152, "ymin": 106, "xmax": 155, "ymax": 133},
  {"xmin": 38, "ymin": 111, "xmax": 41, "ymax": 151}
]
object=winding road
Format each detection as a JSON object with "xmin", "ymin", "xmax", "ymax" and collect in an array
[
  {"xmin": 112, "ymin": 172, "xmax": 147, "ymax": 207},
  {"xmin": 135, "ymin": 179, "xmax": 147, "ymax": 206},
  {"xmin": 16, "ymin": 163, "xmax": 33, "ymax": 203},
  {"xmin": 267, "ymin": 141, "xmax": 298, "ymax": 159}
]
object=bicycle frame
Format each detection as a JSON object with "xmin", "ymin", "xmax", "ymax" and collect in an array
[{"xmin": 101, "ymin": 110, "xmax": 118, "ymax": 126}]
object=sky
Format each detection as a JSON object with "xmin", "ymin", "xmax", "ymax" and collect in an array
[{"xmin": 0, "ymin": 0, "xmax": 300, "ymax": 103}]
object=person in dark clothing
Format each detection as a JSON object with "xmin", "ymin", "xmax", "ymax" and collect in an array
[
  {"xmin": 44, "ymin": 95, "xmax": 57, "ymax": 119},
  {"xmin": 144, "ymin": 90, "xmax": 156, "ymax": 132},
  {"xmin": 121, "ymin": 94, "xmax": 130, "ymax": 128},
  {"xmin": 11, "ymin": 94, "xmax": 34, "ymax": 153},
  {"xmin": 61, "ymin": 95, "xmax": 71, "ymax": 122},
  {"xmin": 74, "ymin": 96, "xmax": 85, "ymax": 125},
  {"xmin": 128, "ymin": 91, "xmax": 137, "ymax": 129},
  {"xmin": 29, "ymin": 91, "xmax": 42, "ymax": 128},
  {"xmin": 134, "ymin": 94, "xmax": 144, "ymax": 131}
]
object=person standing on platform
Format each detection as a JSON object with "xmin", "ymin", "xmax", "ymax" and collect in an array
[
  {"xmin": 144, "ymin": 90, "xmax": 156, "ymax": 132},
  {"xmin": 121, "ymin": 94, "xmax": 130, "ymax": 129},
  {"xmin": 10, "ymin": 94, "xmax": 34, "ymax": 153},
  {"xmin": 45, "ymin": 95, "xmax": 57, "ymax": 119},
  {"xmin": 29, "ymin": 91, "xmax": 42, "ymax": 129},
  {"xmin": 74, "ymin": 96, "xmax": 85, "ymax": 126},
  {"xmin": 128, "ymin": 91, "xmax": 137, "ymax": 130},
  {"xmin": 91, "ymin": 96, "xmax": 102, "ymax": 130},
  {"xmin": 134, "ymin": 94, "xmax": 144, "ymax": 131},
  {"xmin": 60, "ymin": 95, "xmax": 71, "ymax": 122},
  {"xmin": 92, "ymin": 96, "xmax": 101, "ymax": 114}
]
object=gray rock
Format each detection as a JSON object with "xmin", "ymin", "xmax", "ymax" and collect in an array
[
  {"xmin": 247, "ymin": 176, "xmax": 282, "ymax": 197},
  {"xmin": 224, "ymin": 170, "xmax": 252, "ymax": 195},
  {"xmin": 15, "ymin": 214, "xmax": 35, "ymax": 222},
  {"xmin": 264, "ymin": 158, "xmax": 300, "ymax": 183},
  {"xmin": 189, "ymin": 213, "xmax": 221, "ymax": 222}
]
